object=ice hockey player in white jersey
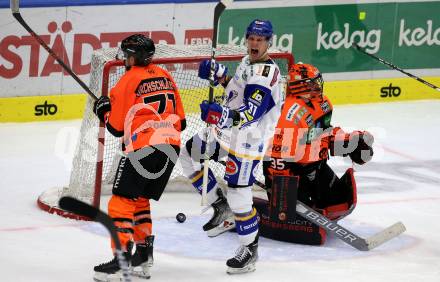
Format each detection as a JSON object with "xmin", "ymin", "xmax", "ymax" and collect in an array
[{"xmin": 180, "ymin": 19, "xmax": 283, "ymax": 274}]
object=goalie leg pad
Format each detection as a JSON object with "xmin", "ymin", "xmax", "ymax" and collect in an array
[
  {"xmin": 324, "ymin": 168, "xmax": 357, "ymax": 221},
  {"xmin": 270, "ymin": 175, "xmax": 299, "ymax": 223},
  {"xmin": 253, "ymin": 198, "xmax": 326, "ymax": 245}
]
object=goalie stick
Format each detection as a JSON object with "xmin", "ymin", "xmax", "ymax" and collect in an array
[
  {"xmin": 352, "ymin": 42, "xmax": 440, "ymax": 92},
  {"xmin": 10, "ymin": 0, "xmax": 99, "ymax": 100},
  {"xmin": 202, "ymin": 0, "xmax": 234, "ymax": 206},
  {"xmin": 58, "ymin": 196, "xmax": 131, "ymax": 282},
  {"xmin": 254, "ymin": 178, "xmax": 406, "ymax": 251}
]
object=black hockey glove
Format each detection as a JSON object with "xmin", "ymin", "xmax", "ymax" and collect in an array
[
  {"xmin": 349, "ymin": 131, "xmax": 374, "ymax": 165},
  {"xmin": 93, "ymin": 96, "xmax": 111, "ymax": 123}
]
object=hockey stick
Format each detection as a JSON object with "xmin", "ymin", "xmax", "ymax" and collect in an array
[
  {"xmin": 253, "ymin": 177, "xmax": 406, "ymax": 251},
  {"xmin": 58, "ymin": 196, "xmax": 131, "ymax": 282},
  {"xmin": 10, "ymin": 0, "xmax": 98, "ymax": 100},
  {"xmin": 352, "ymin": 42, "xmax": 440, "ymax": 92},
  {"xmin": 295, "ymin": 201, "xmax": 406, "ymax": 251},
  {"xmin": 201, "ymin": 0, "xmax": 234, "ymax": 206}
]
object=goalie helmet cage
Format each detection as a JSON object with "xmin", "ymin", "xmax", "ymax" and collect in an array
[{"xmin": 37, "ymin": 44, "xmax": 294, "ymax": 220}]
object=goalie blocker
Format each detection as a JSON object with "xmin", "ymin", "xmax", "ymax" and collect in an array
[{"xmin": 254, "ymin": 171, "xmax": 357, "ymax": 245}]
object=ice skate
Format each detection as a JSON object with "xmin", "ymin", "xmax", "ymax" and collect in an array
[
  {"xmin": 93, "ymin": 250, "xmax": 131, "ymax": 282},
  {"xmin": 203, "ymin": 189, "xmax": 235, "ymax": 237},
  {"xmin": 131, "ymin": 235, "xmax": 154, "ymax": 279},
  {"xmin": 226, "ymin": 238, "xmax": 258, "ymax": 274}
]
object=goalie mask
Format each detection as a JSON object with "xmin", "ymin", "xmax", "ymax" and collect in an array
[
  {"xmin": 118, "ymin": 34, "xmax": 155, "ymax": 68},
  {"xmin": 287, "ymin": 63, "xmax": 324, "ymax": 101}
]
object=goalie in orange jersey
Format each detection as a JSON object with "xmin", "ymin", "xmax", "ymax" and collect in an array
[
  {"xmin": 92, "ymin": 34, "xmax": 186, "ymax": 281},
  {"xmin": 256, "ymin": 63, "xmax": 374, "ymax": 245}
]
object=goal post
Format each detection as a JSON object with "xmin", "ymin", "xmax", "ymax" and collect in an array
[{"xmin": 37, "ymin": 44, "xmax": 294, "ymax": 220}]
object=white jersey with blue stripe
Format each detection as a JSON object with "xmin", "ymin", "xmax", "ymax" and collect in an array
[{"xmin": 213, "ymin": 55, "xmax": 283, "ymax": 159}]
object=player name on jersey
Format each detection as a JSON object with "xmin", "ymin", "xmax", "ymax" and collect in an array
[{"xmin": 135, "ymin": 77, "xmax": 175, "ymax": 96}]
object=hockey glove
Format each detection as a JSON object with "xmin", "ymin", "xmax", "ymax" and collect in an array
[
  {"xmin": 198, "ymin": 59, "xmax": 228, "ymax": 86},
  {"xmin": 199, "ymin": 100, "xmax": 240, "ymax": 128},
  {"xmin": 330, "ymin": 129, "xmax": 374, "ymax": 165},
  {"xmin": 348, "ymin": 131, "xmax": 374, "ymax": 165},
  {"xmin": 93, "ymin": 96, "xmax": 111, "ymax": 123}
]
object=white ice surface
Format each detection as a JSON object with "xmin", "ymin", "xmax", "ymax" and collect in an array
[{"xmin": 1, "ymin": 100, "xmax": 440, "ymax": 282}]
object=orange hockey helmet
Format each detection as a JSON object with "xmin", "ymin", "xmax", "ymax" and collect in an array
[{"xmin": 287, "ymin": 63, "xmax": 323, "ymax": 100}]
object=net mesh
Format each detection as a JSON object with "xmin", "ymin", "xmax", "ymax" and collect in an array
[{"xmin": 62, "ymin": 44, "xmax": 292, "ymax": 205}]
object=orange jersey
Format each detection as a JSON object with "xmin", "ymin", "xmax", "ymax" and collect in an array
[
  {"xmin": 267, "ymin": 96, "xmax": 333, "ymax": 164},
  {"xmin": 106, "ymin": 64, "xmax": 185, "ymax": 152}
]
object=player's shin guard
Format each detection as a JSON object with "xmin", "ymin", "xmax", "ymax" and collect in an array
[
  {"xmin": 226, "ymin": 208, "xmax": 259, "ymax": 274},
  {"xmin": 108, "ymin": 196, "xmax": 135, "ymax": 253},
  {"xmin": 190, "ymin": 167, "xmax": 220, "ymax": 205},
  {"xmin": 133, "ymin": 201, "xmax": 152, "ymax": 243}
]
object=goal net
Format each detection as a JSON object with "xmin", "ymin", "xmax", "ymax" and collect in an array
[{"xmin": 37, "ymin": 44, "xmax": 294, "ymax": 220}]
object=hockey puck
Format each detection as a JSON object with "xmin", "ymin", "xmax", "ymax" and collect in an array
[{"xmin": 176, "ymin": 212, "xmax": 186, "ymax": 223}]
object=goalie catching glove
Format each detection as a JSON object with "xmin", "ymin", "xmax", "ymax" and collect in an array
[
  {"xmin": 93, "ymin": 96, "xmax": 111, "ymax": 123},
  {"xmin": 198, "ymin": 59, "xmax": 228, "ymax": 86},
  {"xmin": 200, "ymin": 100, "xmax": 240, "ymax": 128},
  {"xmin": 330, "ymin": 129, "xmax": 374, "ymax": 165}
]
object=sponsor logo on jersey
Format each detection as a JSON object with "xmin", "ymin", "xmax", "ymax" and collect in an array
[
  {"xmin": 270, "ymin": 67, "xmax": 279, "ymax": 86},
  {"xmin": 34, "ymin": 101, "xmax": 58, "ymax": 116},
  {"xmin": 380, "ymin": 83, "xmax": 401, "ymax": 97},
  {"xmin": 241, "ymin": 70, "xmax": 248, "ymax": 81},
  {"xmin": 208, "ymin": 113, "xmax": 220, "ymax": 123},
  {"xmin": 225, "ymin": 159, "xmax": 238, "ymax": 175},
  {"xmin": 262, "ymin": 65, "xmax": 271, "ymax": 77},
  {"xmin": 323, "ymin": 114, "xmax": 332, "ymax": 127},
  {"xmin": 113, "ymin": 157, "xmax": 127, "ymax": 190},
  {"xmin": 270, "ymin": 144, "xmax": 289, "ymax": 153},
  {"xmin": 242, "ymin": 143, "xmax": 252, "ymax": 149},
  {"xmin": 238, "ymin": 218, "xmax": 258, "ymax": 233},
  {"xmin": 250, "ymin": 89, "xmax": 265, "ymax": 106},
  {"xmin": 320, "ymin": 100, "xmax": 330, "ymax": 113},
  {"xmin": 286, "ymin": 103, "xmax": 300, "ymax": 121},
  {"xmin": 294, "ymin": 107, "xmax": 309, "ymax": 124},
  {"xmin": 241, "ymin": 161, "xmax": 250, "ymax": 180},
  {"xmin": 305, "ymin": 114, "xmax": 314, "ymax": 127}
]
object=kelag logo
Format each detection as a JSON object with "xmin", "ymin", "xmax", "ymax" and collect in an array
[
  {"xmin": 380, "ymin": 83, "xmax": 401, "ymax": 98},
  {"xmin": 35, "ymin": 101, "xmax": 58, "ymax": 116}
]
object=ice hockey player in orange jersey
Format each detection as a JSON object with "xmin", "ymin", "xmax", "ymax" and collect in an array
[
  {"xmin": 92, "ymin": 34, "xmax": 186, "ymax": 281},
  {"xmin": 258, "ymin": 62, "xmax": 374, "ymax": 245}
]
